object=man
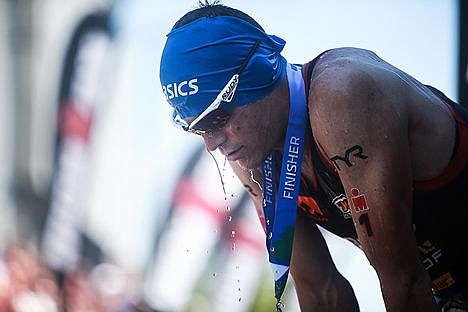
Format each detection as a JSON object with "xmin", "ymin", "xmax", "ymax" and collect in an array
[{"xmin": 159, "ymin": 2, "xmax": 468, "ymax": 311}]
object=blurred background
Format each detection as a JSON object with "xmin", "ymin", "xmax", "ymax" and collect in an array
[{"xmin": 0, "ymin": 0, "xmax": 466, "ymax": 311}]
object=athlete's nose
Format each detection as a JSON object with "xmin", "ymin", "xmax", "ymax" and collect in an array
[{"xmin": 201, "ymin": 129, "xmax": 225, "ymax": 152}]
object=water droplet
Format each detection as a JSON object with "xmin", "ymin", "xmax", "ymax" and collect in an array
[
  {"xmin": 235, "ymin": 265, "xmax": 240, "ymax": 270},
  {"xmin": 268, "ymin": 232, "xmax": 272, "ymax": 239},
  {"xmin": 238, "ymin": 297, "xmax": 242, "ymax": 302},
  {"xmin": 228, "ymin": 215, "xmax": 232, "ymax": 222},
  {"xmin": 238, "ymin": 287, "xmax": 241, "ymax": 291},
  {"xmin": 231, "ymin": 243, "xmax": 236, "ymax": 251},
  {"xmin": 271, "ymin": 247, "xmax": 275, "ymax": 252},
  {"xmin": 250, "ymin": 171, "xmax": 263, "ymax": 190},
  {"xmin": 212, "ymin": 272, "xmax": 217, "ymax": 278},
  {"xmin": 186, "ymin": 249, "xmax": 190, "ymax": 252},
  {"xmin": 227, "ymin": 206, "xmax": 231, "ymax": 211},
  {"xmin": 231, "ymin": 230, "xmax": 236, "ymax": 237},
  {"xmin": 217, "ymin": 208, "xmax": 220, "ymax": 213},
  {"xmin": 208, "ymin": 151, "xmax": 228, "ymax": 201}
]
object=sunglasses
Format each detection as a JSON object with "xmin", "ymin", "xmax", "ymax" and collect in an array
[{"xmin": 171, "ymin": 40, "xmax": 261, "ymax": 135}]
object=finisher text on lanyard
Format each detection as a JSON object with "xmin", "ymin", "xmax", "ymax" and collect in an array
[{"xmin": 262, "ymin": 64, "xmax": 307, "ymax": 311}]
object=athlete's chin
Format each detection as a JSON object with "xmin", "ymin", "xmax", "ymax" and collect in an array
[{"xmin": 236, "ymin": 157, "xmax": 262, "ymax": 170}]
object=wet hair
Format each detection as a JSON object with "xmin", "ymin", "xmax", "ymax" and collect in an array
[{"xmin": 172, "ymin": 0, "xmax": 264, "ymax": 31}]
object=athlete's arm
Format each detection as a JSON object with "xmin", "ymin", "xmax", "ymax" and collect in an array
[
  {"xmin": 310, "ymin": 52, "xmax": 437, "ymax": 311},
  {"xmin": 291, "ymin": 209, "xmax": 360, "ymax": 311},
  {"xmin": 229, "ymin": 161, "xmax": 359, "ymax": 311}
]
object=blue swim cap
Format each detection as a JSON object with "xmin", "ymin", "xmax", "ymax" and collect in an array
[{"xmin": 160, "ymin": 15, "xmax": 287, "ymax": 122}]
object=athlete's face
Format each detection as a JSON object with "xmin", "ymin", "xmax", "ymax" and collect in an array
[{"xmin": 192, "ymin": 83, "xmax": 288, "ymax": 169}]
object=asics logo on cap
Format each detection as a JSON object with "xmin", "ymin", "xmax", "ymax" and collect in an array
[{"xmin": 162, "ymin": 78, "xmax": 199, "ymax": 100}]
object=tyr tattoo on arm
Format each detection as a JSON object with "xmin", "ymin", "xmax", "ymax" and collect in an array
[{"xmin": 330, "ymin": 145, "xmax": 368, "ymax": 171}]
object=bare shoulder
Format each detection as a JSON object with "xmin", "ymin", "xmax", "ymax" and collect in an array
[
  {"xmin": 309, "ymin": 47, "xmax": 430, "ymax": 111},
  {"xmin": 308, "ymin": 48, "xmax": 456, "ymax": 180},
  {"xmin": 310, "ymin": 47, "xmax": 404, "ymax": 108},
  {"xmin": 307, "ymin": 48, "xmax": 412, "ymax": 155}
]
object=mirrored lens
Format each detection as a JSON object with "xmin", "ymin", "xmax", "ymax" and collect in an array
[
  {"xmin": 171, "ymin": 109, "xmax": 189, "ymax": 131},
  {"xmin": 188, "ymin": 108, "xmax": 232, "ymax": 135}
]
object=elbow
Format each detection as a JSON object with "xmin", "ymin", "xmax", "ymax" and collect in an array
[{"xmin": 368, "ymin": 253, "xmax": 434, "ymax": 307}]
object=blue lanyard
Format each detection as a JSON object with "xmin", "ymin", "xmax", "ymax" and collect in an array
[{"xmin": 262, "ymin": 63, "xmax": 307, "ymax": 309}]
